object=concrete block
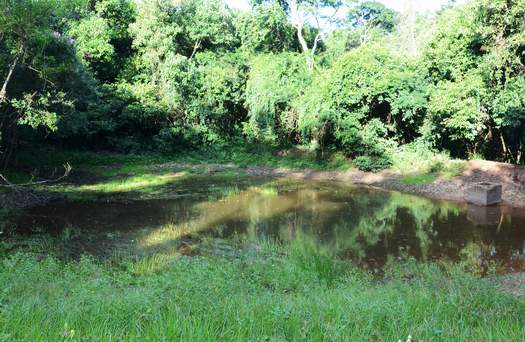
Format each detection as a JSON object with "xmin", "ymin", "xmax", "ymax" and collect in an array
[{"xmin": 465, "ymin": 182, "xmax": 502, "ymax": 206}]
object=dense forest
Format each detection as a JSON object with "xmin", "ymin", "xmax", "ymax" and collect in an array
[{"xmin": 1, "ymin": 0, "xmax": 525, "ymax": 171}]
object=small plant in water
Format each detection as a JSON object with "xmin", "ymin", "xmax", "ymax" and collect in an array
[{"xmin": 254, "ymin": 186, "xmax": 278, "ymax": 197}]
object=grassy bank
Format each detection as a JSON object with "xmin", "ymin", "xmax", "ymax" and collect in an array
[
  {"xmin": 13, "ymin": 145, "xmax": 351, "ymax": 173},
  {"xmin": 5, "ymin": 145, "xmax": 467, "ymax": 194},
  {"xmin": 1, "ymin": 147, "xmax": 523, "ymax": 340},
  {"xmin": 0, "ymin": 241, "xmax": 523, "ymax": 341},
  {"xmin": 1, "ymin": 146, "xmax": 349, "ymax": 202},
  {"xmin": 11, "ymin": 144, "xmax": 470, "ymax": 178}
]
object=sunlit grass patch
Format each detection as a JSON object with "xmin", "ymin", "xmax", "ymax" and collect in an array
[
  {"xmin": 137, "ymin": 223, "xmax": 202, "ymax": 249},
  {"xmin": 214, "ymin": 169, "xmax": 248, "ymax": 177},
  {"xmin": 440, "ymin": 160, "xmax": 467, "ymax": 179},
  {"xmin": 207, "ymin": 185, "xmax": 242, "ymax": 201},
  {"xmin": 123, "ymin": 253, "xmax": 178, "ymax": 276},
  {"xmin": 399, "ymin": 160, "xmax": 466, "ymax": 186},
  {"xmin": 95, "ymin": 163, "xmax": 151, "ymax": 177},
  {"xmin": 77, "ymin": 172, "xmax": 189, "ymax": 194},
  {"xmin": 218, "ymin": 186, "xmax": 241, "ymax": 198},
  {"xmin": 391, "ymin": 144, "xmax": 467, "ymax": 184},
  {"xmin": 401, "ymin": 173, "xmax": 437, "ymax": 186}
]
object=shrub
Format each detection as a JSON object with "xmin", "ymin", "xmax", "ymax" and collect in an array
[{"xmin": 353, "ymin": 154, "xmax": 392, "ymax": 172}]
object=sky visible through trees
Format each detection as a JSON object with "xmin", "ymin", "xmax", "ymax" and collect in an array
[{"xmin": 226, "ymin": 0, "xmax": 466, "ymax": 13}]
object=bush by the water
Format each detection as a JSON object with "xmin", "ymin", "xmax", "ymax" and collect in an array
[{"xmin": 353, "ymin": 155, "xmax": 392, "ymax": 172}]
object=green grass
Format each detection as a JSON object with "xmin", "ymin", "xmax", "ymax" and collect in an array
[
  {"xmin": 401, "ymin": 173, "xmax": 438, "ymax": 186},
  {"xmin": 393, "ymin": 145, "xmax": 467, "ymax": 186},
  {"xmin": 2, "ymin": 146, "xmax": 351, "ymax": 202},
  {"xmin": 399, "ymin": 160, "xmax": 466, "ymax": 186},
  {"xmin": 0, "ymin": 243, "xmax": 523, "ymax": 341},
  {"xmin": 390, "ymin": 144, "xmax": 466, "ymax": 177},
  {"xmin": 76, "ymin": 172, "xmax": 190, "ymax": 194},
  {"xmin": 214, "ymin": 170, "xmax": 248, "ymax": 178},
  {"xmin": 5, "ymin": 145, "xmax": 469, "ymax": 200},
  {"xmin": 12, "ymin": 145, "xmax": 350, "ymax": 176}
]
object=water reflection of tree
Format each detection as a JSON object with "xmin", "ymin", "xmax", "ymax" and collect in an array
[
  {"xmin": 309, "ymin": 190, "xmax": 461, "ymax": 265},
  {"xmin": 191, "ymin": 185, "xmax": 467, "ymax": 267},
  {"xmin": 21, "ymin": 179, "xmax": 524, "ymax": 271}
]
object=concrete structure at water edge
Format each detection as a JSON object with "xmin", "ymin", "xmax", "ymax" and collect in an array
[
  {"xmin": 466, "ymin": 204, "xmax": 502, "ymax": 226},
  {"xmin": 465, "ymin": 182, "xmax": 502, "ymax": 206}
]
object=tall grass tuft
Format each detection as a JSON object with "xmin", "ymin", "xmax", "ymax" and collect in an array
[{"xmin": 289, "ymin": 234, "xmax": 344, "ymax": 287}]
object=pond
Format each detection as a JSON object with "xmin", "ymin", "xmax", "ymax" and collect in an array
[{"xmin": 11, "ymin": 176, "xmax": 525, "ymax": 274}]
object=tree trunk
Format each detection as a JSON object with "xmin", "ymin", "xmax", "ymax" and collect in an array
[
  {"xmin": 189, "ymin": 39, "xmax": 201, "ymax": 60},
  {"xmin": 290, "ymin": 0, "xmax": 314, "ymax": 70},
  {"xmin": 309, "ymin": 33, "xmax": 322, "ymax": 69},
  {"xmin": 0, "ymin": 51, "xmax": 20, "ymax": 104},
  {"xmin": 295, "ymin": 22, "xmax": 314, "ymax": 70},
  {"xmin": 518, "ymin": 140, "xmax": 523, "ymax": 164},
  {"xmin": 500, "ymin": 132, "xmax": 508, "ymax": 159}
]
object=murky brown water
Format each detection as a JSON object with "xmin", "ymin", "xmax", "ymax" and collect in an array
[{"xmin": 10, "ymin": 177, "xmax": 525, "ymax": 273}]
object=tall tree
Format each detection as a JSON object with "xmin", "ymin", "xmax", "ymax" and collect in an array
[
  {"xmin": 69, "ymin": 0, "xmax": 136, "ymax": 82},
  {"xmin": 253, "ymin": 0, "xmax": 343, "ymax": 69},
  {"xmin": 288, "ymin": 0, "xmax": 342, "ymax": 69},
  {"xmin": 0, "ymin": 0, "xmax": 82, "ymax": 165},
  {"xmin": 236, "ymin": 2, "xmax": 300, "ymax": 53}
]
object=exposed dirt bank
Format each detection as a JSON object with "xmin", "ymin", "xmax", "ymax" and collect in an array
[
  {"xmin": 3, "ymin": 159, "xmax": 525, "ymax": 211},
  {"xmin": 242, "ymin": 160, "xmax": 525, "ymax": 210}
]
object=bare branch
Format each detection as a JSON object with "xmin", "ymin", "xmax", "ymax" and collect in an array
[
  {"xmin": 25, "ymin": 64, "xmax": 58, "ymax": 89},
  {"xmin": 0, "ymin": 46, "xmax": 23, "ymax": 104},
  {"xmin": 0, "ymin": 163, "xmax": 72, "ymax": 188},
  {"xmin": 189, "ymin": 39, "xmax": 202, "ymax": 60},
  {"xmin": 311, "ymin": 33, "xmax": 322, "ymax": 58}
]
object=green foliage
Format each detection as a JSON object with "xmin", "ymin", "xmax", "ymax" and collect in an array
[
  {"xmin": 0, "ymin": 0, "xmax": 90, "ymax": 164},
  {"xmin": 347, "ymin": 0, "xmax": 398, "ymax": 43},
  {"xmin": 236, "ymin": 2, "xmax": 299, "ymax": 53},
  {"xmin": 297, "ymin": 45, "xmax": 426, "ymax": 167},
  {"xmin": 3, "ymin": 0, "xmax": 525, "ymax": 166},
  {"xmin": 70, "ymin": 16, "xmax": 115, "ymax": 64},
  {"xmin": 244, "ymin": 53, "xmax": 311, "ymax": 144},
  {"xmin": 69, "ymin": 0, "xmax": 135, "ymax": 82},
  {"xmin": 422, "ymin": 0, "xmax": 525, "ymax": 161},
  {"xmin": 400, "ymin": 173, "xmax": 437, "ymax": 186},
  {"xmin": 428, "ymin": 70, "xmax": 488, "ymax": 143},
  {"xmin": 353, "ymin": 154, "xmax": 392, "ymax": 172}
]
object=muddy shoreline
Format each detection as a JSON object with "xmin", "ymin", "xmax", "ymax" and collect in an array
[
  {"xmin": 242, "ymin": 160, "xmax": 525, "ymax": 211},
  {"xmin": 3, "ymin": 159, "xmax": 525, "ymax": 211}
]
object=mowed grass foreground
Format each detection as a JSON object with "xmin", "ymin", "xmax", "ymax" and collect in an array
[{"xmin": 0, "ymin": 241, "xmax": 523, "ymax": 341}]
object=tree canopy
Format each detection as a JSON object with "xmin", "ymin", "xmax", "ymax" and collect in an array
[{"xmin": 2, "ymin": 0, "xmax": 525, "ymax": 168}]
